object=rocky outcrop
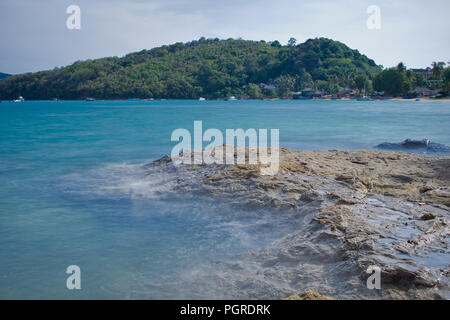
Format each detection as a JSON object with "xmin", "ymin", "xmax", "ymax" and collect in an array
[
  {"xmin": 144, "ymin": 147, "xmax": 449, "ymax": 299},
  {"xmin": 376, "ymin": 139, "xmax": 450, "ymax": 155}
]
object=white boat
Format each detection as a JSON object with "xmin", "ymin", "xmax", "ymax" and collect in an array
[
  {"xmin": 198, "ymin": 97, "xmax": 206, "ymax": 101},
  {"xmin": 226, "ymin": 96, "xmax": 237, "ymax": 101},
  {"xmin": 13, "ymin": 96, "xmax": 24, "ymax": 102}
]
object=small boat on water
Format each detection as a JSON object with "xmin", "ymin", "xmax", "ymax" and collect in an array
[
  {"xmin": 85, "ymin": 97, "xmax": 95, "ymax": 102},
  {"xmin": 225, "ymin": 96, "xmax": 237, "ymax": 101},
  {"xmin": 356, "ymin": 96, "xmax": 373, "ymax": 101},
  {"xmin": 13, "ymin": 96, "xmax": 25, "ymax": 102},
  {"xmin": 198, "ymin": 97, "xmax": 206, "ymax": 101}
]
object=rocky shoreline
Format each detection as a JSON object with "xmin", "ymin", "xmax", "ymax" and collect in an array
[{"xmin": 144, "ymin": 147, "xmax": 449, "ymax": 299}]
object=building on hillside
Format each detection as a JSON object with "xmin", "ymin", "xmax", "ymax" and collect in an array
[
  {"xmin": 336, "ymin": 88, "xmax": 356, "ymax": 98},
  {"xmin": 258, "ymin": 83, "xmax": 278, "ymax": 90},
  {"xmin": 407, "ymin": 88, "xmax": 437, "ymax": 97},
  {"xmin": 411, "ymin": 68, "xmax": 432, "ymax": 79},
  {"xmin": 313, "ymin": 90, "xmax": 325, "ymax": 98},
  {"xmin": 370, "ymin": 91, "xmax": 386, "ymax": 99},
  {"xmin": 293, "ymin": 89, "xmax": 324, "ymax": 99}
]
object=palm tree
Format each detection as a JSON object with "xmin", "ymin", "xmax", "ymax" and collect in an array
[
  {"xmin": 397, "ymin": 62, "xmax": 406, "ymax": 73},
  {"xmin": 431, "ymin": 61, "xmax": 446, "ymax": 79}
]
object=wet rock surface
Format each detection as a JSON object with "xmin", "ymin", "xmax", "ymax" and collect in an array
[
  {"xmin": 144, "ymin": 148, "xmax": 449, "ymax": 299},
  {"xmin": 284, "ymin": 289, "xmax": 334, "ymax": 300}
]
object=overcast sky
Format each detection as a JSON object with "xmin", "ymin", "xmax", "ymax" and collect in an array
[{"xmin": 0, "ymin": 0, "xmax": 449, "ymax": 74}]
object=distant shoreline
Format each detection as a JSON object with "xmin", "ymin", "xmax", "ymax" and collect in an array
[{"xmin": 2, "ymin": 97, "xmax": 450, "ymax": 102}]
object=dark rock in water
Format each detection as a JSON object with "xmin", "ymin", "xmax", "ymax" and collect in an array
[
  {"xmin": 142, "ymin": 154, "xmax": 176, "ymax": 173},
  {"xmin": 378, "ymin": 139, "xmax": 430, "ymax": 149},
  {"xmin": 376, "ymin": 139, "xmax": 450, "ymax": 155},
  {"xmin": 150, "ymin": 154, "xmax": 172, "ymax": 166}
]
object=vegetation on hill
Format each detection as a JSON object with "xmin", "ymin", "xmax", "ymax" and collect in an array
[
  {"xmin": 373, "ymin": 61, "xmax": 450, "ymax": 96},
  {"xmin": 1, "ymin": 37, "xmax": 447, "ymax": 100},
  {"xmin": 0, "ymin": 38, "xmax": 381, "ymax": 100},
  {"xmin": 0, "ymin": 72, "xmax": 11, "ymax": 82}
]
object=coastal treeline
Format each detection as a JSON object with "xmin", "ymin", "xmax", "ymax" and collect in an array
[
  {"xmin": 0, "ymin": 38, "xmax": 380, "ymax": 100},
  {"xmin": 0, "ymin": 37, "xmax": 448, "ymax": 100},
  {"xmin": 373, "ymin": 62, "xmax": 450, "ymax": 97}
]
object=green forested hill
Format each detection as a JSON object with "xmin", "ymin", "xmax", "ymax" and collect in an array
[
  {"xmin": 0, "ymin": 72, "xmax": 11, "ymax": 81},
  {"xmin": 0, "ymin": 38, "xmax": 381, "ymax": 100}
]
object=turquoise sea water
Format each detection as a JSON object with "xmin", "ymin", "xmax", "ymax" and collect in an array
[{"xmin": 0, "ymin": 99, "xmax": 449, "ymax": 299}]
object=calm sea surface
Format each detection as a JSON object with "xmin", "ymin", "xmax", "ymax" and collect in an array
[{"xmin": 1, "ymin": 99, "xmax": 449, "ymax": 298}]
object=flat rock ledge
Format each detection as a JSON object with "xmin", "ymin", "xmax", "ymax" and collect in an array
[{"xmin": 144, "ymin": 147, "xmax": 450, "ymax": 300}]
